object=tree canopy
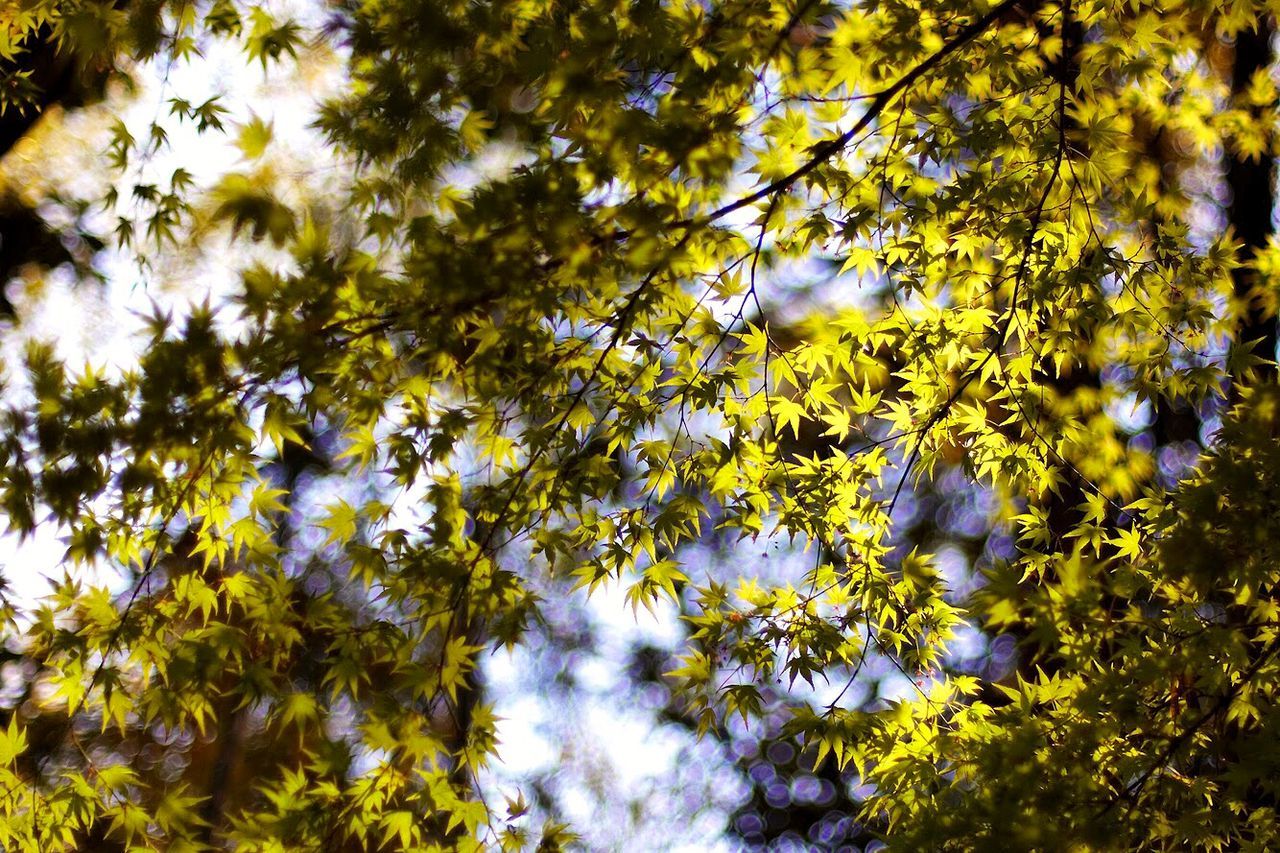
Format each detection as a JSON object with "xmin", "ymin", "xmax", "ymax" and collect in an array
[{"xmin": 1, "ymin": 0, "xmax": 1280, "ymax": 848}]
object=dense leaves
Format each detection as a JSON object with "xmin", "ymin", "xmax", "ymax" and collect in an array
[{"xmin": 1, "ymin": 0, "xmax": 1280, "ymax": 848}]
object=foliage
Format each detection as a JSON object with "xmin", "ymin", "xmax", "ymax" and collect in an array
[{"xmin": 0, "ymin": 0, "xmax": 1278, "ymax": 849}]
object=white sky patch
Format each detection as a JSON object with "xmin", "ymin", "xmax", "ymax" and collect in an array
[{"xmin": 0, "ymin": 2, "xmax": 345, "ymax": 601}]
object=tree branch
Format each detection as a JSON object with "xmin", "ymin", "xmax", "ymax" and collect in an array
[{"xmin": 699, "ymin": 0, "xmax": 1030, "ymax": 226}]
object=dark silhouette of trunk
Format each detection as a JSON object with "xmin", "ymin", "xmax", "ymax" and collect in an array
[
  {"xmin": 1145, "ymin": 123, "xmax": 1202, "ymax": 452},
  {"xmin": 197, "ymin": 429, "xmax": 329, "ymax": 844},
  {"xmin": 1217, "ymin": 15, "xmax": 1279, "ymax": 821},
  {"xmin": 1227, "ymin": 19, "xmax": 1278, "ymax": 389},
  {"xmin": 0, "ymin": 24, "xmax": 118, "ymax": 316},
  {"xmin": 1010, "ymin": 1, "xmax": 1092, "ymax": 680},
  {"xmin": 198, "ymin": 706, "xmax": 246, "ymax": 841}
]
